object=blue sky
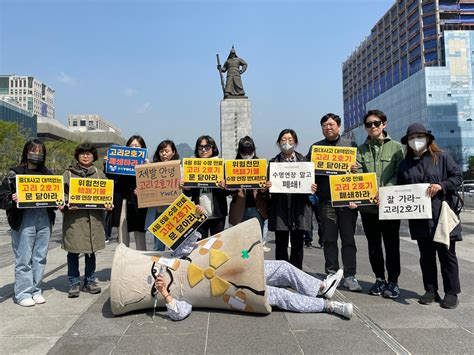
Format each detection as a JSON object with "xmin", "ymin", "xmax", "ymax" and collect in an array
[{"xmin": 1, "ymin": 0, "xmax": 394, "ymax": 158}]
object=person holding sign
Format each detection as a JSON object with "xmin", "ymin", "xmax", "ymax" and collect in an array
[
  {"xmin": 106, "ymin": 135, "xmax": 148, "ymax": 250},
  {"xmin": 356, "ymin": 110, "xmax": 404, "ymax": 299},
  {"xmin": 144, "ymin": 139, "xmax": 181, "ymax": 251},
  {"xmin": 267, "ymin": 129, "xmax": 316, "ymax": 270},
  {"xmin": 61, "ymin": 143, "xmax": 113, "ymax": 298},
  {"xmin": 0, "ymin": 140, "xmax": 56, "ymax": 307},
  {"xmin": 183, "ymin": 135, "xmax": 228, "ymax": 239},
  {"xmin": 307, "ymin": 113, "xmax": 361, "ymax": 292},
  {"xmin": 228, "ymin": 136, "xmax": 270, "ymax": 252},
  {"xmin": 397, "ymin": 123, "xmax": 463, "ymax": 309}
]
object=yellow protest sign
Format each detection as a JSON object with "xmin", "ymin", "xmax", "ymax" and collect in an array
[
  {"xmin": 148, "ymin": 194, "xmax": 207, "ymax": 250},
  {"xmin": 225, "ymin": 159, "xmax": 267, "ymax": 188},
  {"xmin": 329, "ymin": 173, "xmax": 378, "ymax": 207},
  {"xmin": 310, "ymin": 145, "xmax": 357, "ymax": 175},
  {"xmin": 183, "ymin": 158, "xmax": 224, "ymax": 188},
  {"xmin": 16, "ymin": 175, "xmax": 64, "ymax": 208},
  {"xmin": 68, "ymin": 177, "xmax": 114, "ymax": 209}
]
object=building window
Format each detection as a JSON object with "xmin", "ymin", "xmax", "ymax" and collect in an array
[
  {"xmin": 428, "ymin": 93, "xmax": 432, "ymax": 97},
  {"xmin": 80, "ymin": 120, "xmax": 86, "ymax": 126},
  {"xmin": 447, "ymin": 93, "xmax": 452, "ymax": 97},
  {"xmin": 450, "ymin": 130, "xmax": 455, "ymax": 133}
]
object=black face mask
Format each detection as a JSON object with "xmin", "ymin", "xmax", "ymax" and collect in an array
[{"xmin": 27, "ymin": 152, "xmax": 45, "ymax": 165}]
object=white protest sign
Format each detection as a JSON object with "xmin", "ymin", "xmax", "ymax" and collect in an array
[
  {"xmin": 269, "ymin": 162, "xmax": 314, "ymax": 194},
  {"xmin": 379, "ymin": 183, "xmax": 432, "ymax": 220}
]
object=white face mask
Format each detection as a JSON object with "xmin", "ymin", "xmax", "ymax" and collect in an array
[
  {"xmin": 241, "ymin": 153, "xmax": 254, "ymax": 160},
  {"xmin": 280, "ymin": 143, "xmax": 295, "ymax": 153},
  {"xmin": 408, "ymin": 137, "xmax": 427, "ymax": 152}
]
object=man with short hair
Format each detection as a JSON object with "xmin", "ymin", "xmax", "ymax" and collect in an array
[{"xmin": 307, "ymin": 113, "xmax": 361, "ymax": 292}]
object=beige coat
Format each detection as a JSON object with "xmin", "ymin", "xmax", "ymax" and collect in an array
[{"xmin": 62, "ymin": 164, "xmax": 107, "ymax": 254}]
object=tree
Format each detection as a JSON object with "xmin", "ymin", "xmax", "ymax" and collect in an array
[
  {"xmin": 45, "ymin": 140, "xmax": 78, "ymax": 174},
  {"xmin": 0, "ymin": 121, "xmax": 26, "ymax": 178}
]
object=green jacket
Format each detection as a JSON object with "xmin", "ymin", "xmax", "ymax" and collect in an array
[{"xmin": 356, "ymin": 132, "xmax": 404, "ymax": 213}]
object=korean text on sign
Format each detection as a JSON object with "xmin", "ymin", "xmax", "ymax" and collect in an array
[
  {"xmin": 183, "ymin": 158, "xmax": 224, "ymax": 188},
  {"xmin": 225, "ymin": 159, "xmax": 267, "ymax": 189},
  {"xmin": 269, "ymin": 162, "xmax": 314, "ymax": 194},
  {"xmin": 16, "ymin": 175, "xmax": 65, "ymax": 208},
  {"xmin": 379, "ymin": 183, "xmax": 432, "ymax": 220},
  {"xmin": 105, "ymin": 145, "xmax": 147, "ymax": 176},
  {"xmin": 147, "ymin": 194, "xmax": 208, "ymax": 250},
  {"xmin": 329, "ymin": 173, "xmax": 378, "ymax": 207},
  {"xmin": 135, "ymin": 161, "xmax": 181, "ymax": 208},
  {"xmin": 310, "ymin": 145, "xmax": 357, "ymax": 175},
  {"xmin": 68, "ymin": 178, "xmax": 114, "ymax": 209}
]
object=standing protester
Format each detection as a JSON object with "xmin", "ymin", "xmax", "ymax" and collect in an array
[
  {"xmin": 267, "ymin": 129, "xmax": 316, "ymax": 270},
  {"xmin": 144, "ymin": 140, "xmax": 180, "ymax": 251},
  {"xmin": 0, "ymin": 140, "xmax": 56, "ymax": 307},
  {"xmin": 183, "ymin": 135, "xmax": 228, "ymax": 239},
  {"xmin": 307, "ymin": 113, "xmax": 361, "ymax": 291},
  {"xmin": 61, "ymin": 143, "xmax": 112, "ymax": 298},
  {"xmin": 356, "ymin": 110, "xmax": 404, "ymax": 298},
  {"xmin": 398, "ymin": 123, "xmax": 462, "ymax": 309},
  {"xmin": 228, "ymin": 136, "xmax": 270, "ymax": 252},
  {"xmin": 107, "ymin": 135, "xmax": 148, "ymax": 250}
]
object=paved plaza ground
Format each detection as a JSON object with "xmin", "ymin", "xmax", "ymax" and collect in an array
[{"xmin": 0, "ymin": 211, "xmax": 473, "ymax": 354}]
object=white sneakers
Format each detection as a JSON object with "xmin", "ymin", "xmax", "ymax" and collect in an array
[
  {"xmin": 17, "ymin": 294, "xmax": 46, "ymax": 307},
  {"xmin": 17, "ymin": 298, "xmax": 35, "ymax": 307},
  {"xmin": 329, "ymin": 301, "xmax": 353, "ymax": 319},
  {"xmin": 320, "ymin": 269, "xmax": 343, "ymax": 299},
  {"xmin": 33, "ymin": 294, "xmax": 46, "ymax": 304},
  {"xmin": 262, "ymin": 246, "xmax": 271, "ymax": 252}
]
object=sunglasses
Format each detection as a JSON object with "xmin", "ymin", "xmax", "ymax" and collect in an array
[
  {"xmin": 364, "ymin": 121, "xmax": 383, "ymax": 128},
  {"xmin": 198, "ymin": 144, "xmax": 212, "ymax": 151}
]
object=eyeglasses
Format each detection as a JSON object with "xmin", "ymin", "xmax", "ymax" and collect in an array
[
  {"xmin": 79, "ymin": 152, "xmax": 93, "ymax": 156},
  {"xmin": 198, "ymin": 144, "xmax": 212, "ymax": 151},
  {"xmin": 364, "ymin": 121, "xmax": 383, "ymax": 128}
]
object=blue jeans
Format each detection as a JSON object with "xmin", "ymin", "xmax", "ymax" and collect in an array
[
  {"xmin": 242, "ymin": 207, "xmax": 265, "ymax": 243},
  {"xmin": 67, "ymin": 252, "xmax": 96, "ymax": 285},
  {"xmin": 11, "ymin": 209, "xmax": 51, "ymax": 302}
]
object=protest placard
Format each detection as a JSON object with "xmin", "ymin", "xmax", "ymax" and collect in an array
[
  {"xmin": 269, "ymin": 162, "xmax": 314, "ymax": 194},
  {"xmin": 105, "ymin": 145, "xmax": 148, "ymax": 175},
  {"xmin": 329, "ymin": 173, "xmax": 378, "ymax": 207},
  {"xmin": 379, "ymin": 183, "xmax": 432, "ymax": 220},
  {"xmin": 310, "ymin": 145, "xmax": 357, "ymax": 175},
  {"xmin": 135, "ymin": 161, "xmax": 181, "ymax": 208},
  {"xmin": 68, "ymin": 177, "xmax": 114, "ymax": 209},
  {"xmin": 16, "ymin": 175, "xmax": 64, "ymax": 208},
  {"xmin": 225, "ymin": 159, "xmax": 267, "ymax": 189},
  {"xmin": 147, "ymin": 194, "xmax": 208, "ymax": 250},
  {"xmin": 183, "ymin": 158, "xmax": 224, "ymax": 188}
]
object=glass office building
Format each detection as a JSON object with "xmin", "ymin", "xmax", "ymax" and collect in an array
[
  {"xmin": 0, "ymin": 99, "xmax": 37, "ymax": 137},
  {"xmin": 343, "ymin": 0, "xmax": 474, "ymax": 169}
]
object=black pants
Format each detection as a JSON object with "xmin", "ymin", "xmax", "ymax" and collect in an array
[
  {"xmin": 361, "ymin": 213, "xmax": 401, "ymax": 283},
  {"xmin": 417, "ymin": 239, "xmax": 461, "ymax": 295},
  {"xmin": 197, "ymin": 217, "xmax": 225, "ymax": 240},
  {"xmin": 319, "ymin": 202, "xmax": 358, "ymax": 277},
  {"xmin": 275, "ymin": 230, "xmax": 305, "ymax": 270}
]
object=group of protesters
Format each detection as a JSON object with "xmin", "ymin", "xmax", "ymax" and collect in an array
[{"xmin": 0, "ymin": 109, "xmax": 463, "ymax": 314}]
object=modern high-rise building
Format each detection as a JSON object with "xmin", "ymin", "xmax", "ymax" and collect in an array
[
  {"xmin": 343, "ymin": 0, "xmax": 474, "ymax": 169},
  {"xmin": 0, "ymin": 75, "xmax": 55, "ymax": 119}
]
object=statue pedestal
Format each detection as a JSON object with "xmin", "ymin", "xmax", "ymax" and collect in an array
[{"xmin": 220, "ymin": 98, "xmax": 252, "ymax": 161}]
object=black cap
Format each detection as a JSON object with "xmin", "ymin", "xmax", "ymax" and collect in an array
[{"xmin": 400, "ymin": 123, "xmax": 435, "ymax": 144}]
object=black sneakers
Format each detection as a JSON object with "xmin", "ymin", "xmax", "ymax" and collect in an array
[
  {"xmin": 383, "ymin": 282, "xmax": 400, "ymax": 299},
  {"xmin": 368, "ymin": 279, "xmax": 386, "ymax": 296},
  {"xmin": 441, "ymin": 294, "xmax": 459, "ymax": 309},
  {"xmin": 418, "ymin": 291, "xmax": 441, "ymax": 305}
]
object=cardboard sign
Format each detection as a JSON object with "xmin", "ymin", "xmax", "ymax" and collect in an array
[
  {"xmin": 269, "ymin": 162, "xmax": 314, "ymax": 194},
  {"xmin": 147, "ymin": 194, "xmax": 207, "ymax": 250},
  {"xmin": 68, "ymin": 177, "xmax": 114, "ymax": 209},
  {"xmin": 135, "ymin": 161, "xmax": 181, "ymax": 208},
  {"xmin": 379, "ymin": 183, "xmax": 432, "ymax": 220},
  {"xmin": 329, "ymin": 173, "xmax": 378, "ymax": 207},
  {"xmin": 183, "ymin": 158, "xmax": 224, "ymax": 188},
  {"xmin": 310, "ymin": 145, "xmax": 357, "ymax": 175},
  {"xmin": 16, "ymin": 175, "xmax": 64, "ymax": 208},
  {"xmin": 105, "ymin": 145, "xmax": 148, "ymax": 175},
  {"xmin": 225, "ymin": 159, "xmax": 267, "ymax": 189}
]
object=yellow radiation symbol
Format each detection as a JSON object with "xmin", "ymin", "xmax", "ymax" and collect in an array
[
  {"xmin": 104, "ymin": 201, "xmax": 113, "ymax": 208},
  {"xmin": 56, "ymin": 199, "xmax": 64, "ymax": 206},
  {"xmin": 259, "ymin": 181, "xmax": 267, "ymax": 188}
]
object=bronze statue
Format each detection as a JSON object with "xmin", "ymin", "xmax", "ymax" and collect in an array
[{"xmin": 217, "ymin": 46, "xmax": 248, "ymax": 99}]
